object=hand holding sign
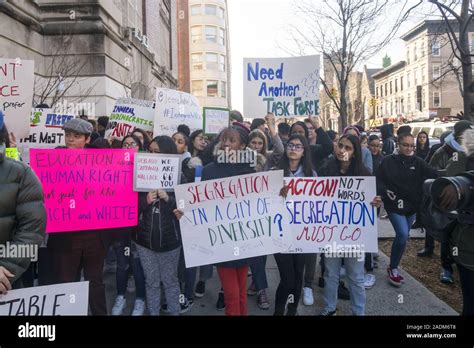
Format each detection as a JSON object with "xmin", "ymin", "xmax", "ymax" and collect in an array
[
  {"xmin": 157, "ymin": 189, "xmax": 169, "ymax": 202},
  {"xmin": 0, "ymin": 266, "xmax": 14, "ymax": 295}
]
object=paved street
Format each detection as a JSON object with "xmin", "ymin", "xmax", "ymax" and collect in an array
[{"xmin": 104, "ymin": 217, "xmax": 458, "ymax": 316}]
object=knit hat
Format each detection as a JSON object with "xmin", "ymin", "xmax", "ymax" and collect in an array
[
  {"xmin": 230, "ymin": 122, "xmax": 250, "ymax": 146},
  {"xmin": 343, "ymin": 126, "xmax": 361, "ymax": 137},
  {"xmin": 454, "ymin": 120, "xmax": 473, "ymax": 141}
]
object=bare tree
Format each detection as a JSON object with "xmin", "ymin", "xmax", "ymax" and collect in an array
[
  {"xmin": 428, "ymin": 0, "xmax": 474, "ymax": 120},
  {"xmin": 34, "ymin": 33, "xmax": 96, "ymax": 111},
  {"xmin": 282, "ymin": 0, "xmax": 423, "ymax": 131}
]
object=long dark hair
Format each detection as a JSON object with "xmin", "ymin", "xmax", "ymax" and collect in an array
[
  {"xmin": 151, "ymin": 135, "xmax": 178, "ymax": 154},
  {"xmin": 122, "ymin": 134, "xmax": 144, "ymax": 151},
  {"xmin": 416, "ymin": 131, "xmax": 430, "ymax": 150},
  {"xmin": 0, "ymin": 124, "xmax": 10, "ymax": 147},
  {"xmin": 132, "ymin": 128, "xmax": 152, "ymax": 150},
  {"xmin": 188, "ymin": 130, "xmax": 205, "ymax": 157},
  {"xmin": 278, "ymin": 135, "xmax": 313, "ymax": 177},
  {"xmin": 336, "ymin": 134, "xmax": 369, "ymax": 176}
]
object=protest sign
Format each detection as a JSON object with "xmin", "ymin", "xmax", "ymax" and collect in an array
[
  {"xmin": 105, "ymin": 98, "xmax": 155, "ymax": 140},
  {"xmin": 203, "ymin": 107, "xmax": 230, "ymax": 135},
  {"xmin": 133, "ymin": 153, "xmax": 182, "ymax": 192},
  {"xmin": 5, "ymin": 148, "xmax": 19, "ymax": 160},
  {"xmin": 154, "ymin": 88, "xmax": 202, "ymax": 136},
  {"xmin": 175, "ymin": 170, "xmax": 291, "ymax": 267},
  {"xmin": 30, "ymin": 149, "xmax": 138, "ymax": 233},
  {"xmin": 243, "ymin": 55, "xmax": 320, "ymax": 118},
  {"xmin": 0, "ymin": 58, "xmax": 34, "ymax": 138},
  {"xmin": 0, "ymin": 281, "xmax": 89, "ymax": 316},
  {"xmin": 282, "ymin": 176, "xmax": 378, "ymax": 254},
  {"xmin": 18, "ymin": 108, "xmax": 75, "ymax": 164}
]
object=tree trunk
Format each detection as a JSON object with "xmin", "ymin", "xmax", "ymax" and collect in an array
[{"xmin": 460, "ymin": 0, "xmax": 473, "ymax": 121}]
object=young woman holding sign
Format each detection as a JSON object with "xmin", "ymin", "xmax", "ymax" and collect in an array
[
  {"xmin": 134, "ymin": 136, "xmax": 183, "ymax": 316},
  {"xmin": 318, "ymin": 134, "xmax": 382, "ymax": 315},
  {"xmin": 175, "ymin": 125, "xmax": 257, "ymax": 316},
  {"xmin": 273, "ymin": 134, "xmax": 316, "ymax": 316}
]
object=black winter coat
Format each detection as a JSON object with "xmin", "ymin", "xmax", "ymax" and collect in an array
[
  {"xmin": 376, "ymin": 154, "xmax": 438, "ymax": 216},
  {"xmin": 0, "ymin": 147, "xmax": 46, "ymax": 283}
]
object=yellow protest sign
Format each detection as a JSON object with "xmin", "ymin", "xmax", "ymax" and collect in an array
[{"xmin": 6, "ymin": 147, "xmax": 20, "ymax": 160}]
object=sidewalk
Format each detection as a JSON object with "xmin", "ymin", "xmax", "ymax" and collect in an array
[{"xmin": 104, "ymin": 218, "xmax": 458, "ymax": 316}]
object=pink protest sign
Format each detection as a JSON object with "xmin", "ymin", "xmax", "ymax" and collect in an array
[{"xmin": 30, "ymin": 149, "xmax": 138, "ymax": 233}]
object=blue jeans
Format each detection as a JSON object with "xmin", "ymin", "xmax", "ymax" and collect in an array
[
  {"xmin": 114, "ymin": 239, "xmax": 146, "ymax": 300},
  {"xmin": 178, "ymin": 248, "xmax": 197, "ymax": 300},
  {"xmin": 250, "ymin": 255, "xmax": 268, "ymax": 290},
  {"xmin": 388, "ymin": 213, "xmax": 416, "ymax": 269},
  {"xmin": 323, "ymin": 256, "xmax": 366, "ymax": 315}
]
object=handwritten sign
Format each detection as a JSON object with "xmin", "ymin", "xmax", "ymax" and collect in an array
[
  {"xmin": 18, "ymin": 108, "xmax": 75, "ymax": 164},
  {"xmin": 0, "ymin": 282, "xmax": 89, "ymax": 316},
  {"xmin": 30, "ymin": 149, "xmax": 138, "ymax": 233},
  {"xmin": 5, "ymin": 148, "xmax": 19, "ymax": 160},
  {"xmin": 154, "ymin": 88, "xmax": 202, "ymax": 136},
  {"xmin": 282, "ymin": 177, "xmax": 378, "ymax": 253},
  {"xmin": 175, "ymin": 170, "xmax": 291, "ymax": 267},
  {"xmin": 133, "ymin": 153, "xmax": 182, "ymax": 192},
  {"xmin": 243, "ymin": 55, "xmax": 320, "ymax": 118},
  {"xmin": 203, "ymin": 107, "xmax": 230, "ymax": 135},
  {"xmin": 105, "ymin": 98, "xmax": 155, "ymax": 141},
  {"xmin": 0, "ymin": 58, "xmax": 34, "ymax": 138}
]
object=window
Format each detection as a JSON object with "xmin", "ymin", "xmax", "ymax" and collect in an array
[
  {"xmin": 471, "ymin": 36, "xmax": 474, "ymax": 53},
  {"xmin": 219, "ymin": 55, "xmax": 226, "ymax": 72},
  {"xmin": 191, "ymin": 26, "xmax": 201, "ymax": 43},
  {"xmin": 407, "ymin": 93, "xmax": 411, "ymax": 111},
  {"xmin": 407, "ymin": 47, "xmax": 410, "ymax": 64},
  {"xmin": 433, "ymin": 65, "xmax": 440, "ymax": 80},
  {"xmin": 407, "ymin": 71, "xmax": 411, "ymax": 88},
  {"xmin": 390, "ymin": 81, "xmax": 393, "ymax": 94},
  {"xmin": 400, "ymin": 76, "xmax": 403, "ymax": 91},
  {"xmin": 128, "ymin": 0, "xmax": 143, "ymax": 33},
  {"xmin": 191, "ymin": 53, "xmax": 203, "ymax": 70},
  {"xmin": 421, "ymin": 40, "xmax": 425, "ymax": 58},
  {"xmin": 432, "ymin": 41, "xmax": 440, "ymax": 56},
  {"xmin": 414, "ymin": 42, "xmax": 418, "ymax": 61},
  {"xmin": 205, "ymin": 26, "xmax": 217, "ymax": 43},
  {"xmin": 192, "ymin": 80, "xmax": 204, "ymax": 97},
  {"xmin": 376, "ymin": 87, "xmax": 379, "ymax": 97},
  {"xmin": 401, "ymin": 98, "xmax": 404, "ymax": 113},
  {"xmin": 206, "ymin": 53, "xmax": 218, "ymax": 70},
  {"xmin": 385, "ymin": 83, "xmax": 387, "ymax": 96},
  {"xmin": 218, "ymin": 28, "xmax": 225, "ymax": 45},
  {"xmin": 422, "ymin": 89, "xmax": 426, "ymax": 109},
  {"xmin": 207, "ymin": 80, "xmax": 218, "ymax": 97},
  {"xmin": 191, "ymin": 4, "xmax": 201, "ymax": 15},
  {"xmin": 221, "ymin": 81, "xmax": 227, "ymax": 98},
  {"xmin": 217, "ymin": 7, "xmax": 225, "ymax": 19},
  {"xmin": 433, "ymin": 91, "xmax": 441, "ymax": 107},
  {"xmin": 395, "ymin": 79, "xmax": 398, "ymax": 93},
  {"xmin": 205, "ymin": 4, "xmax": 217, "ymax": 15}
]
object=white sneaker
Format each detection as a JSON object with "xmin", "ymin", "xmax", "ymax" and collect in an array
[
  {"xmin": 302, "ymin": 287, "xmax": 314, "ymax": 306},
  {"xmin": 364, "ymin": 274, "xmax": 376, "ymax": 289},
  {"xmin": 111, "ymin": 295, "xmax": 126, "ymax": 316},
  {"xmin": 132, "ymin": 299, "xmax": 145, "ymax": 316}
]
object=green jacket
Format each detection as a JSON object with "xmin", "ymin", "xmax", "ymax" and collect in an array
[{"xmin": 0, "ymin": 145, "xmax": 46, "ymax": 283}]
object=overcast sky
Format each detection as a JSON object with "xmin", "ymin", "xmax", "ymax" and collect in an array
[{"xmin": 227, "ymin": 0, "xmax": 439, "ymax": 112}]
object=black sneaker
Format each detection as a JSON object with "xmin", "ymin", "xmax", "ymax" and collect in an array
[
  {"xmin": 216, "ymin": 292, "xmax": 225, "ymax": 311},
  {"xmin": 195, "ymin": 281, "xmax": 205, "ymax": 298},
  {"xmin": 337, "ymin": 281, "xmax": 350, "ymax": 300},
  {"xmin": 161, "ymin": 303, "xmax": 170, "ymax": 314},
  {"xmin": 320, "ymin": 309, "xmax": 337, "ymax": 316},
  {"xmin": 180, "ymin": 298, "xmax": 194, "ymax": 314}
]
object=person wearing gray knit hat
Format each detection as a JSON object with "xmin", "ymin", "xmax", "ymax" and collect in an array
[{"xmin": 63, "ymin": 118, "xmax": 93, "ymax": 135}]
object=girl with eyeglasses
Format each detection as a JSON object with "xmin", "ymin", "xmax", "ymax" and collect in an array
[
  {"xmin": 110, "ymin": 135, "xmax": 147, "ymax": 316},
  {"xmin": 318, "ymin": 134, "xmax": 382, "ymax": 316},
  {"xmin": 273, "ymin": 135, "xmax": 316, "ymax": 315},
  {"xmin": 376, "ymin": 133, "xmax": 437, "ymax": 287}
]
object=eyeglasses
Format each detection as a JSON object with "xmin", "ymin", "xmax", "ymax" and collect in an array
[
  {"xmin": 123, "ymin": 142, "xmax": 138, "ymax": 148},
  {"xmin": 399, "ymin": 143, "xmax": 415, "ymax": 149},
  {"xmin": 287, "ymin": 143, "xmax": 304, "ymax": 151}
]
